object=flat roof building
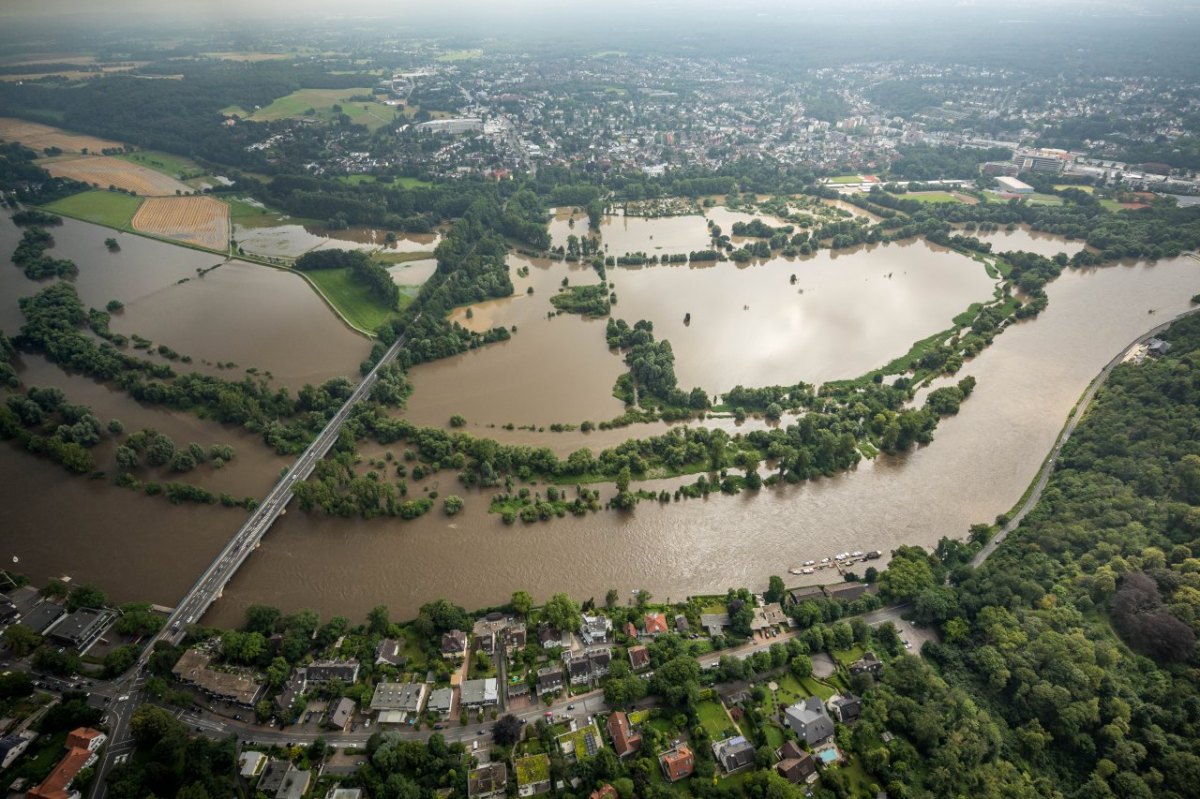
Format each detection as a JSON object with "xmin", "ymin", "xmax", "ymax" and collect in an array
[
  {"xmin": 995, "ymin": 176, "xmax": 1034, "ymax": 195},
  {"xmin": 370, "ymin": 682, "xmax": 426, "ymax": 718},
  {"xmin": 47, "ymin": 608, "xmax": 112, "ymax": 652}
]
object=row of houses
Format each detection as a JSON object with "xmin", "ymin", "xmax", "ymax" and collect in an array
[{"xmin": 1, "ymin": 586, "xmax": 117, "ymax": 654}]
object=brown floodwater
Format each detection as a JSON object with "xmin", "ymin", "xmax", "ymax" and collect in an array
[
  {"xmin": 971, "ymin": 226, "xmax": 1086, "ymax": 259},
  {"xmin": 7, "ymin": 207, "xmax": 1200, "ymax": 627},
  {"xmin": 109, "ymin": 260, "xmax": 372, "ymax": 390},
  {"xmin": 0, "ymin": 213, "xmax": 371, "ymax": 391},
  {"xmin": 403, "ymin": 236, "xmax": 997, "ymax": 424},
  {"xmin": 233, "ymin": 222, "xmax": 440, "ymax": 259},
  {"xmin": 203, "ymin": 254, "xmax": 1200, "ymax": 625}
]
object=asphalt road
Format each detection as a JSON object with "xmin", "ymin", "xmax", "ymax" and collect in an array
[{"xmin": 971, "ymin": 306, "xmax": 1200, "ymax": 568}]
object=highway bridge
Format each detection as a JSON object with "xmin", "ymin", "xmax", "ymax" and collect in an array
[{"xmin": 87, "ymin": 326, "xmax": 413, "ymax": 798}]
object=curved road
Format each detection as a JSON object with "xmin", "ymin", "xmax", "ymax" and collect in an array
[{"xmin": 972, "ymin": 306, "xmax": 1200, "ymax": 567}]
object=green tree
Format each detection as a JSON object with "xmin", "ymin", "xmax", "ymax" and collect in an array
[
  {"xmin": 3, "ymin": 624, "xmax": 41, "ymax": 657},
  {"xmin": 67, "ymin": 583, "xmax": 107, "ymax": 612},
  {"xmin": 765, "ymin": 575, "xmax": 786, "ymax": 603},
  {"xmin": 543, "ymin": 593, "xmax": 582, "ymax": 633},
  {"xmin": 511, "ymin": 590, "xmax": 533, "ymax": 618}
]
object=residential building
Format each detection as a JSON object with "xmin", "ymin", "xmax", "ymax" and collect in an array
[
  {"xmin": 460, "ymin": 678, "xmax": 499, "ymax": 709},
  {"xmin": 823, "ymin": 583, "xmax": 878, "ymax": 603},
  {"xmin": 326, "ymin": 698, "xmax": 356, "ymax": 730},
  {"xmin": 557, "ymin": 720, "xmax": 604, "ymax": 762},
  {"xmin": 537, "ymin": 667, "xmax": 564, "ymax": 696},
  {"xmin": 588, "ymin": 648, "xmax": 612, "ymax": 678},
  {"xmin": 18, "ymin": 603, "xmax": 64, "ymax": 635},
  {"xmin": 275, "ymin": 671, "xmax": 306, "ymax": 714},
  {"xmin": 257, "ymin": 760, "xmax": 291, "ymax": 795},
  {"xmin": 514, "ymin": 754, "xmax": 551, "ymax": 797},
  {"xmin": 787, "ymin": 586, "xmax": 825, "ymax": 606},
  {"xmin": 441, "ymin": 630, "xmax": 469, "ymax": 659},
  {"xmin": 590, "ymin": 785, "xmax": 619, "ymax": 799},
  {"xmin": 700, "ymin": 613, "xmax": 729, "ymax": 637},
  {"xmin": 0, "ymin": 732, "xmax": 35, "ymax": 770},
  {"xmin": 849, "ymin": 652, "xmax": 883, "ymax": 677},
  {"xmin": 474, "ymin": 614, "xmax": 527, "ymax": 656},
  {"xmin": 370, "ymin": 682, "xmax": 427, "ymax": 720},
  {"xmin": 567, "ymin": 657, "xmax": 591, "ymax": 686},
  {"xmin": 750, "ymin": 602, "xmax": 788, "ymax": 631},
  {"xmin": 776, "ymin": 745, "xmax": 817, "ymax": 785},
  {"xmin": 327, "ymin": 790, "xmax": 363, "ymax": 799},
  {"xmin": 239, "ymin": 751, "xmax": 267, "ymax": 779},
  {"xmin": 828, "ymin": 694, "xmax": 862, "ymax": 724},
  {"xmin": 26, "ymin": 727, "xmax": 106, "ymax": 799},
  {"xmin": 674, "ymin": 614, "xmax": 689, "ymax": 634},
  {"xmin": 306, "ymin": 659, "xmax": 359, "ymax": 684},
  {"xmin": 172, "ymin": 648, "xmax": 265, "ymax": 707},
  {"xmin": 643, "ymin": 613, "xmax": 668, "ymax": 636},
  {"xmin": 712, "ymin": 736, "xmax": 756, "ymax": 774},
  {"xmin": 606, "ymin": 711, "xmax": 642, "ymax": 758},
  {"xmin": 426, "ymin": 687, "xmax": 454, "ymax": 718},
  {"xmin": 468, "ymin": 762, "xmax": 507, "ymax": 799},
  {"xmin": 537, "ymin": 624, "xmax": 569, "ymax": 650},
  {"xmin": 784, "ymin": 696, "xmax": 835, "ymax": 746},
  {"xmin": 275, "ymin": 767, "xmax": 311, "ymax": 799},
  {"xmin": 0, "ymin": 595, "xmax": 19, "ymax": 625},
  {"xmin": 580, "ymin": 614, "xmax": 612, "ymax": 645},
  {"xmin": 1013, "ymin": 148, "xmax": 1071, "ymax": 174},
  {"xmin": 627, "ymin": 645, "xmax": 650, "ymax": 671},
  {"xmin": 622, "ymin": 621, "xmax": 638, "ymax": 639},
  {"xmin": 374, "ymin": 638, "xmax": 406, "ymax": 667},
  {"xmin": 659, "ymin": 744, "xmax": 694, "ymax": 782}
]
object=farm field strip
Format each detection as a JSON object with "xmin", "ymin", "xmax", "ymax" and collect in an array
[
  {"xmin": 132, "ymin": 197, "xmax": 230, "ymax": 251},
  {"xmin": 44, "ymin": 155, "xmax": 192, "ymax": 196},
  {"xmin": 0, "ymin": 117, "xmax": 122, "ymax": 154}
]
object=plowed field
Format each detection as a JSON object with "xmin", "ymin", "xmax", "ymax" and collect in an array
[
  {"xmin": 45, "ymin": 156, "xmax": 191, "ymax": 196},
  {"xmin": 0, "ymin": 117, "xmax": 122, "ymax": 154},
  {"xmin": 132, "ymin": 196, "xmax": 230, "ymax": 251}
]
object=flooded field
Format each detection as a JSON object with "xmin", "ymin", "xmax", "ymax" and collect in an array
[
  {"xmin": 207, "ymin": 254, "xmax": 1200, "ymax": 624},
  {"xmin": 234, "ymin": 222, "xmax": 440, "ymax": 259},
  {"xmin": 403, "ymin": 236, "xmax": 997, "ymax": 425}
]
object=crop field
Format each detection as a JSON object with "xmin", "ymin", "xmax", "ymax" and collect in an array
[
  {"xmin": 225, "ymin": 87, "xmax": 400, "ymax": 131},
  {"xmin": 132, "ymin": 196, "xmax": 230, "ymax": 251},
  {"xmin": 0, "ymin": 117, "xmax": 122, "ymax": 154},
  {"xmin": 43, "ymin": 189, "xmax": 142, "ymax": 228},
  {"xmin": 44, "ymin": 156, "xmax": 192, "ymax": 196}
]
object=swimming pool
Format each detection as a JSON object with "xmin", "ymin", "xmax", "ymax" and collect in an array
[{"xmin": 818, "ymin": 749, "xmax": 840, "ymax": 764}]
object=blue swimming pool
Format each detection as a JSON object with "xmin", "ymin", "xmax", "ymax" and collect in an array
[{"xmin": 818, "ymin": 749, "xmax": 839, "ymax": 764}]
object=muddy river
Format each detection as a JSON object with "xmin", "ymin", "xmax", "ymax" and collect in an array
[{"xmin": 4, "ymin": 211, "xmax": 1200, "ymax": 626}]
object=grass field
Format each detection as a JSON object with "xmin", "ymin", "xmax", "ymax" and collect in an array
[
  {"xmin": 827, "ymin": 175, "xmax": 862, "ymax": 184},
  {"xmin": 1027, "ymin": 192, "xmax": 1064, "ymax": 206},
  {"xmin": 44, "ymin": 189, "xmax": 142, "ymax": 228},
  {"xmin": 116, "ymin": 150, "xmax": 206, "ymax": 180},
  {"xmin": 337, "ymin": 174, "xmax": 431, "ymax": 188},
  {"xmin": 906, "ymin": 191, "xmax": 963, "ymax": 204},
  {"xmin": 226, "ymin": 196, "xmax": 297, "ymax": 228},
  {"xmin": 374, "ymin": 250, "xmax": 436, "ymax": 265},
  {"xmin": 1055, "ymin": 184, "xmax": 1095, "ymax": 193},
  {"xmin": 695, "ymin": 699, "xmax": 738, "ymax": 740},
  {"xmin": 227, "ymin": 87, "xmax": 400, "ymax": 131},
  {"xmin": 304, "ymin": 267, "xmax": 405, "ymax": 332}
]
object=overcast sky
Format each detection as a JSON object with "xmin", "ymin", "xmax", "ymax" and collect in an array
[{"xmin": 1, "ymin": 0, "xmax": 1195, "ymax": 18}]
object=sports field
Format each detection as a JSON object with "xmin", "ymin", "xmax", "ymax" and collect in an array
[
  {"xmin": 132, "ymin": 196, "xmax": 230, "ymax": 251},
  {"xmin": 906, "ymin": 191, "xmax": 966, "ymax": 204},
  {"xmin": 45, "ymin": 156, "xmax": 191, "ymax": 196}
]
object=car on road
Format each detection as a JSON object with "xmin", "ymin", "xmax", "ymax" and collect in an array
[
  {"xmin": 567, "ymin": 704, "xmax": 575, "ymax": 710},
  {"xmin": 117, "ymin": 695, "xmax": 129, "ymax": 701}
]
